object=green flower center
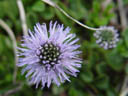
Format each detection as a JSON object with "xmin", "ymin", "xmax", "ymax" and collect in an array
[{"xmin": 100, "ymin": 29, "xmax": 114, "ymax": 42}]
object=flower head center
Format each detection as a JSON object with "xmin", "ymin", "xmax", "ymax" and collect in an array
[
  {"xmin": 100, "ymin": 29, "xmax": 114, "ymax": 42},
  {"xmin": 37, "ymin": 43, "xmax": 61, "ymax": 70}
]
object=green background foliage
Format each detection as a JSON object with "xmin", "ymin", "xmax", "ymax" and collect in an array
[{"xmin": 0, "ymin": 0, "xmax": 128, "ymax": 96}]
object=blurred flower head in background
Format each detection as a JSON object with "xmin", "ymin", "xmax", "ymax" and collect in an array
[
  {"xmin": 94, "ymin": 26, "xmax": 119, "ymax": 49},
  {"xmin": 17, "ymin": 21, "xmax": 82, "ymax": 88}
]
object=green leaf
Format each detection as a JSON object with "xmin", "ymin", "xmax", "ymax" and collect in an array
[
  {"xmin": 106, "ymin": 88, "xmax": 117, "ymax": 96},
  {"xmin": 88, "ymin": 51, "xmax": 99, "ymax": 69},
  {"xmin": 26, "ymin": 11, "xmax": 38, "ymax": 29},
  {"xmin": 106, "ymin": 50, "xmax": 123, "ymax": 71},
  {"xmin": 123, "ymin": 0, "xmax": 128, "ymax": 5},
  {"xmin": 5, "ymin": 74, "xmax": 12, "ymax": 82},
  {"xmin": 37, "ymin": 90, "xmax": 43, "ymax": 96},
  {"xmin": 69, "ymin": 87, "xmax": 78, "ymax": 96},
  {"xmin": 103, "ymin": 3, "xmax": 114, "ymax": 14},
  {"xmin": 52, "ymin": 85, "xmax": 64, "ymax": 95},
  {"xmin": 67, "ymin": 0, "xmax": 87, "ymax": 19},
  {"xmin": 93, "ymin": 1, "xmax": 100, "ymax": 12},
  {"xmin": 80, "ymin": 70, "xmax": 93, "ymax": 83},
  {"xmin": 94, "ymin": 75, "xmax": 109, "ymax": 90},
  {"xmin": 3, "ymin": 0, "xmax": 18, "ymax": 22},
  {"xmin": 68, "ymin": 87, "xmax": 85, "ymax": 96},
  {"xmin": 41, "ymin": 7, "xmax": 55, "ymax": 20},
  {"xmin": 117, "ymin": 39, "xmax": 128, "ymax": 57},
  {"xmin": 122, "ymin": 29, "xmax": 128, "ymax": 47},
  {"xmin": 0, "ymin": 1, "xmax": 5, "ymax": 18},
  {"xmin": 96, "ymin": 62, "xmax": 106, "ymax": 75},
  {"xmin": 32, "ymin": 1, "xmax": 45, "ymax": 12},
  {"xmin": 125, "ymin": 64, "xmax": 128, "ymax": 74}
]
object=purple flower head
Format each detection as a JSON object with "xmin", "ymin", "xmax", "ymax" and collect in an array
[
  {"xmin": 94, "ymin": 26, "xmax": 119, "ymax": 49},
  {"xmin": 17, "ymin": 21, "xmax": 82, "ymax": 88}
]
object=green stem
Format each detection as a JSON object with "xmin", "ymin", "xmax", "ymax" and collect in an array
[{"xmin": 42, "ymin": 0, "xmax": 100, "ymax": 31}]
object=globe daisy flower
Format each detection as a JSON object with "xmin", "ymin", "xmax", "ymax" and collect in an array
[
  {"xmin": 17, "ymin": 21, "xmax": 82, "ymax": 88},
  {"xmin": 94, "ymin": 26, "xmax": 119, "ymax": 49}
]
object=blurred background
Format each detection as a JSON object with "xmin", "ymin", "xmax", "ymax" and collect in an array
[{"xmin": 0, "ymin": 0, "xmax": 128, "ymax": 96}]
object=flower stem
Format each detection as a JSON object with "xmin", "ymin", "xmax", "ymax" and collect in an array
[
  {"xmin": 42, "ymin": 0, "xmax": 99, "ymax": 31},
  {"xmin": 17, "ymin": 0, "xmax": 28, "ymax": 36},
  {"xmin": 0, "ymin": 19, "xmax": 18, "ymax": 84}
]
